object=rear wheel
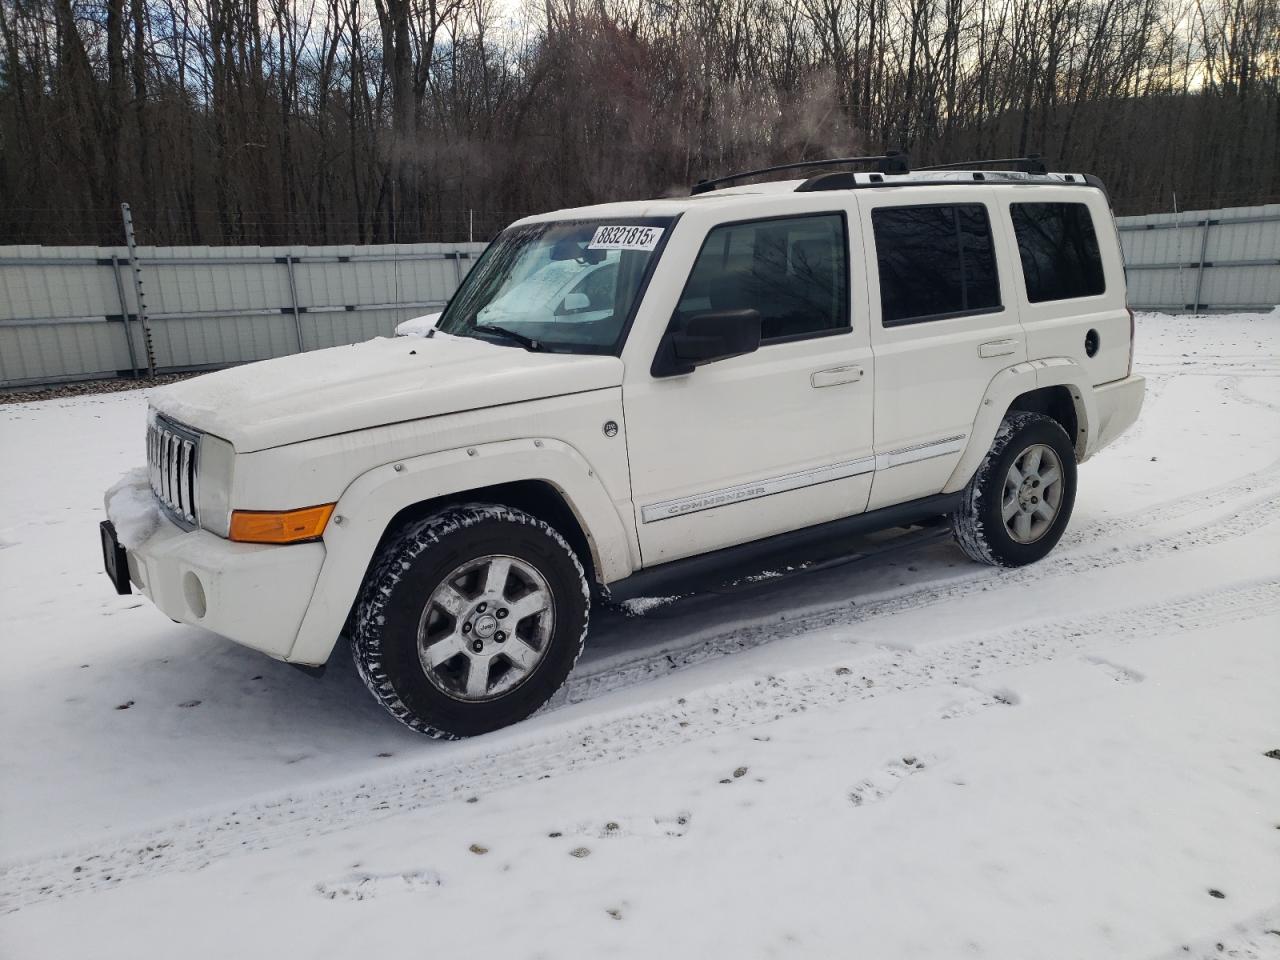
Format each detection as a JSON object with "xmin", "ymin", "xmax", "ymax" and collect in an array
[
  {"xmin": 352, "ymin": 504, "xmax": 589, "ymax": 738},
  {"xmin": 952, "ymin": 411, "xmax": 1077, "ymax": 567}
]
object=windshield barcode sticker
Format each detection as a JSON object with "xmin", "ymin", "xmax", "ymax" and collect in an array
[{"xmin": 588, "ymin": 225, "xmax": 664, "ymax": 251}]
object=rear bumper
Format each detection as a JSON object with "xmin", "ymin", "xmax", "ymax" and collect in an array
[
  {"xmin": 1087, "ymin": 374, "xmax": 1146, "ymax": 457},
  {"xmin": 114, "ymin": 496, "xmax": 325, "ymax": 661}
]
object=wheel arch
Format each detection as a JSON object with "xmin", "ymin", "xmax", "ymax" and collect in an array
[
  {"xmin": 944, "ymin": 360, "xmax": 1097, "ymax": 494},
  {"xmin": 1009, "ymin": 384, "xmax": 1085, "ymax": 458},
  {"xmin": 286, "ymin": 438, "xmax": 638, "ymax": 666},
  {"xmin": 374, "ymin": 479, "xmax": 600, "ymax": 592}
]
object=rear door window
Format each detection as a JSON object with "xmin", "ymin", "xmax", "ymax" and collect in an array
[
  {"xmin": 676, "ymin": 213, "xmax": 850, "ymax": 343},
  {"xmin": 1010, "ymin": 202, "xmax": 1106, "ymax": 302},
  {"xmin": 872, "ymin": 204, "xmax": 1001, "ymax": 326}
]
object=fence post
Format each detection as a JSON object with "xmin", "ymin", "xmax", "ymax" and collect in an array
[
  {"xmin": 120, "ymin": 203, "xmax": 156, "ymax": 376},
  {"xmin": 1191, "ymin": 216, "xmax": 1212, "ymax": 313},
  {"xmin": 284, "ymin": 255, "xmax": 304, "ymax": 352},
  {"xmin": 108, "ymin": 255, "xmax": 140, "ymax": 376}
]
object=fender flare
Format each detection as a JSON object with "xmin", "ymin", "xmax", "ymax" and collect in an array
[
  {"xmin": 943, "ymin": 359, "xmax": 1096, "ymax": 494},
  {"xmin": 287, "ymin": 437, "xmax": 637, "ymax": 665}
]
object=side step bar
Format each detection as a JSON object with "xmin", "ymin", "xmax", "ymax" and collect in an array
[{"xmin": 607, "ymin": 493, "xmax": 961, "ymax": 602}]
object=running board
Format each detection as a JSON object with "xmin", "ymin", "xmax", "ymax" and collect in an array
[{"xmin": 607, "ymin": 493, "xmax": 961, "ymax": 602}]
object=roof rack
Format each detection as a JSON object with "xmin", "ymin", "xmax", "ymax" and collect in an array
[
  {"xmin": 917, "ymin": 154, "xmax": 1048, "ymax": 175},
  {"xmin": 691, "ymin": 152, "xmax": 910, "ymax": 195}
]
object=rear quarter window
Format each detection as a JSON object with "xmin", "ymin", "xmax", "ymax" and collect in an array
[{"xmin": 1010, "ymin": 202, "xmax": 1106, "ymax": 302}]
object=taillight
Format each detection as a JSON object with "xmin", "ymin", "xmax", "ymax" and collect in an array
[{"xmin": 1126, "ymin": 305, "xmax": 1135, "ymax": 378}]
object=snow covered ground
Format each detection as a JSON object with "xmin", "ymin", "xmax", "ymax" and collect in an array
[{"xmin": 1, "ymin": 311, "xmax": 1278, "ymax": 959}]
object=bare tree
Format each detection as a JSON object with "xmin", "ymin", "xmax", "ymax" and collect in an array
[{"xmin": 1, "ymin": 0, "xmax": 1275, "ymax": 244}]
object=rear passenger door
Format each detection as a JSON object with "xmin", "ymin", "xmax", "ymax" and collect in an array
[{"xmin": 856, "ymin": 189, "xmax": 1027, "ymax": 511}]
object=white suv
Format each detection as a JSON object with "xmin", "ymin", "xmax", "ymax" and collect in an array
[{"xmin": 102, "ymin": 158, "xmax": 1145, "ymax": 738}]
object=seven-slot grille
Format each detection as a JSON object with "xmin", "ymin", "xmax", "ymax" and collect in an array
[{"xmin": 147, "ymin": 414, "xmax": 200, "ymax": 526}]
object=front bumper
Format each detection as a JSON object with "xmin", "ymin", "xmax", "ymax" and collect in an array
[
  {"xmin": 108, "ymin": 497, "xmax": 326, "ymax": 661},
  {"xmin": 1089, "ymin": 374, "xmax": 1146, "ymax": 456}
]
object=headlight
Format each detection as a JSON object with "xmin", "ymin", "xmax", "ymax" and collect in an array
[{"xmin": 197, "ymin": 433, "xmax": 235, "ymax": 537}]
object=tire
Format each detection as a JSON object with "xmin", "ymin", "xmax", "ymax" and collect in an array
[
  {"xmin": 952, "ymin": 411, "xmax": 1078, "ymax": 567},
  {"xmin": 352, "ymin": 504, "xmax": 589, "ymax": 738}
]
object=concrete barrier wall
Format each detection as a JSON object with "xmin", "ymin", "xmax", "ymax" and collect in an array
[
  {"xmin": 3, "ymin": 203, "xmax": 1277, "ymax": 388},
  {"xmin": 0, "ymin": 243, "xmax": 486, "ymax": 387},
  {"xmin": 1116, "ymin": 203, "xmax": 1279, "ymax": 313}
]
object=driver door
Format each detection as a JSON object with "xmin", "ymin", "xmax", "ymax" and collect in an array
[{"xmin": 622, "ymin": 209, "xmax": 877, "ymax": 566}]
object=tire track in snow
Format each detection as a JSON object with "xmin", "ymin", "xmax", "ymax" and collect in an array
[
  {"xmin": 1076, "ymin": 373, "xmax": 1280, "ymax": 538},
  {"xmin": 1138, "ymin": 356, "xmax": 1280, "ymax": 377},
  {"xmin": 3, "ymin": 577, "xmax": 1277, "ymax": 912},
  {"xmin": 565, "ymin": 472, "xmax": 1280, "ymax": 703},
  {"xmin": 1218, "ymin": 373, "xmax": 1280, "ymax": 413}
]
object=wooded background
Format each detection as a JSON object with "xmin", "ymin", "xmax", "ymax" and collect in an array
[{"xmin": 1, "ymin": 0, "xmax": 1276, "ymax": 245}]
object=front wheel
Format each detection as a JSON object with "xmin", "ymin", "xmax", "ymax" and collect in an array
[
  {"xmin": 352, "ymin": 504, "xmax": 589, "ymax": 738},
  {"xmin": 952, "ymin": 411, "xmax": 1077, "ymax": 567}
]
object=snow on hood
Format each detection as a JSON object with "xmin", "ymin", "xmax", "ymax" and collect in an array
[{"xmin": 150, "ymin": 334, "xmax": 624, "ymax": 452}]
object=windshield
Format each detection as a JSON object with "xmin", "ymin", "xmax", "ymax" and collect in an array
[{"xmin": 437, "ymin": 217, "xmax": 674, "ymax": 354}]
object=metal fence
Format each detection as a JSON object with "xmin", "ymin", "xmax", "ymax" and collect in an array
[
  {"xmin": 2, "ymin": 204, "xmax": 1277, "ymax": 389},
  {"xmin": 1117, "ymin": 203, "xmax": 1280, "ymax": 313},
  {"xmin": 0, "ymin": 241, "xmax": 486, "ymax": 387}
]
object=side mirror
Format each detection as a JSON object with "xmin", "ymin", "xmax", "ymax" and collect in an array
[
  {"xmin": 559, "ymin": 291, "xmax": 591, "ymax": 313},
  {"xmin": 653, "ymin": 309, "xmax": 762, "ymax": 376},
  {"xmin": 395, "ymin": 311, "xmax": 441, "ymax": 337}
]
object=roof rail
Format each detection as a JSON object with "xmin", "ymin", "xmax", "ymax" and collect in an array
[
  {"xmin": 691, "ymin": 151, "xmax": 909, "ymax": 196},
  {"xmin": 917, "ymin": 154, "xmax": 1048, "ymax": 175}
]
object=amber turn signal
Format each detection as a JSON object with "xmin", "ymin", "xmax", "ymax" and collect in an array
[{"xmin": 229, "ymin": 504, "xmax": 335, "ymax": 544}]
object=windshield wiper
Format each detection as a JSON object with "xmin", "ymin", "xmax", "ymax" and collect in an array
[{"xmin": 472, "ymin": 323, "xmax": 543, "ymax": 352}]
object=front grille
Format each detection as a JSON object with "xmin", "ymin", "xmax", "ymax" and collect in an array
[{"xmin": 147, "ymin": 414, "xmax": 200, "ymax": 527}]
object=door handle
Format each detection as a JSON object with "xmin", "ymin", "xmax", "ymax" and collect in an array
[
  {"xmin": 811, "ymin": 365, "xmax": 865, "ymax": 388},
  {"xmin": 978, "ymin": 339, "xmax": 1018, "ymax": 358}
]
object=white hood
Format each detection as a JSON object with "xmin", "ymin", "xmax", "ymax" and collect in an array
[{"xmin": 151, "ymin": 334, "xmax": 624, "ymax": 452}]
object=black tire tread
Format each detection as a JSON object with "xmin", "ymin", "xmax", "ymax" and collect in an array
[
  {"xmin": 351, "ymin": 503, "xmax": 589, "ymax": 739},
  {"xmin": 952, "ymin": 411, "xmax": 1075, "ymax": 567}
]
